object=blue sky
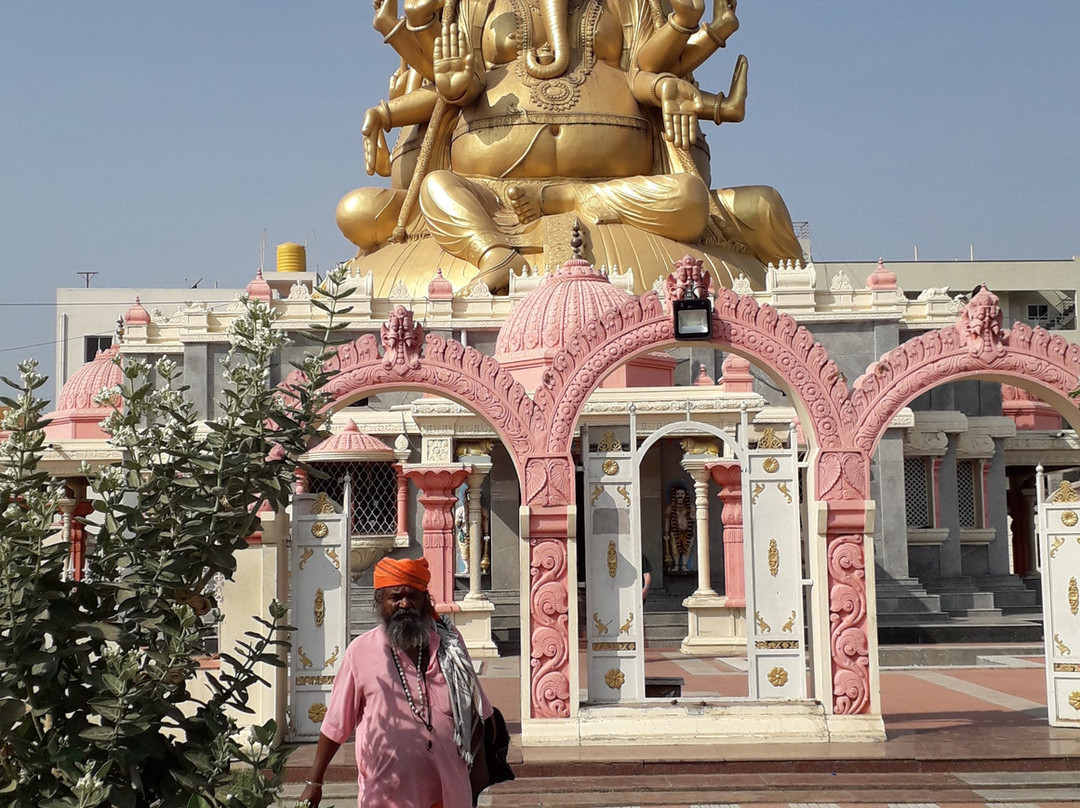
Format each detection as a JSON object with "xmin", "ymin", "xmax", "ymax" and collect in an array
[{"xmin": 1, "ymin": 2, "xmax": 1078, "ymax": 392}]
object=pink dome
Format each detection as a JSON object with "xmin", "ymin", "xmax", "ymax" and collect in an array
[
  {"xmin": 246, "ymin": 268, "xmax": 273, "ymax": 302},
  {"xmin": 124, "ymin": 296, "xmax": 151, "ymax": 326},
  {"xmin": 55, "ymin": 345, "xmax": 123, "ymax": 412},
  {"xmin": 495, "ymin": 257, "xmax": 633, "ymax": 362},
  {"xmin": 306, "ymin": 419, "xmax": 394, "ymax": 461},
  {"xmin": 427, "ymin": 268, "xmax": 454, "ymax": 300}
]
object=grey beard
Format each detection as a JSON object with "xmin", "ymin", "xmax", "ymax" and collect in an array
[{"xmin": 385, "ymin": 608, "xmax": 429, "ymax": 652}]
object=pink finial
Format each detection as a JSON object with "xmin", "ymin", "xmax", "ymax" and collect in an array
[
  {"xmin": 124, "ymin": 295, "xmax": 151, "ymax": 326},
  {"xmin": 427, "ymin": 267, "xmax": 454, "ymax": 300},
  {"xmin": 866, "ymin": 257, "xmax": 897, "ymax": 290},
  {"xmin": 246, "ymin": 267, "xmax": 273, "ymax": 301},
  {"xmin": 693, "ymin": 363, "xmax": 714, "ymax": 385}
]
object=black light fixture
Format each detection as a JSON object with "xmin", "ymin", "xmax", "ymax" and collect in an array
[{"xmin": 672, "ymin": 296, "xmax": 712, "ymax": 340}]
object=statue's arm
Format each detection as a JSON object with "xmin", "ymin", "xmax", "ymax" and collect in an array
[
  {"xmin": 433, "ymin": 23, "xmax": 485, "ymax": 105},
  {"xmin": 636, "ymin": 0, "xmax": 738, "ymax": 77},
  {"xmin": 362, "ymin": 88, "xmax": 439, "ymax": 176},
  {"xmin": 375, "ymin": 0, "xmax": 439, "ymax": 80}
]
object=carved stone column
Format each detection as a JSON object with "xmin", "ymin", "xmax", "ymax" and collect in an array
[
  {"xmin": 680, "ymin": 453, "xmax": 743, "ymax": 655},
  {"xmin": 403, "ymin": 465, "xmax": 471, "ymax": 610},
  {"xmin": 458, "ymin": 452, "xmax": 497, "ymax": 657},
  {"xmin": 709, "ymin": 461, "xmax": 745, "ymax": 606}
]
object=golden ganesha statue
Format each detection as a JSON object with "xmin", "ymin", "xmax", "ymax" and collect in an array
[{"xmin": 337, "ymin": 0, "xmax": 803, "ymax": 296}]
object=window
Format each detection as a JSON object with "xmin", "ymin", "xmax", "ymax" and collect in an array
[
  {"xmin": 84, "ymin": 335, "xmax": 113, "ymax": 363},
  {"xmin": 1027, "ymin": 304, "xmax": 1049, "ymax": 326},
  {"xmin": 904, "ymin": 457, "xmax": 932, "ymax": 528},
  {"xmin": 307, "ymin": 461, "xmax": 398, "ymax": 537},
  {"xmin": 956, "ymin": 460, "xmax": 982, "ymax": 528}
]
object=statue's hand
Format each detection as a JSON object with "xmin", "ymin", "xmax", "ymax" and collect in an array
[
  {"xmin": 709, "ymin": 0, "xmax": 739, "ymax": 42},
  {"xmin": 669, "ymin": 0, "xmax": 705, "ymax": 31},
  {"xmin": 404, "ymin": 0, "xmax": 442, "ymax": 28},
  {"xmin": 434, "ymin": 24, "xmax": 477, "ymax": 103},
  {"xmin": 361, "ymin": 107, "xmax": 392, "ymax": 176},
  {"xmin": 373, "ymin": 0, "xmax": 401, "ymax": 37},
  {"xmin": 657, "ymin": 76, "xmax": 701, "ymax": 150}
]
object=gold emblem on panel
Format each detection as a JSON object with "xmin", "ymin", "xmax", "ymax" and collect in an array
[
  {"xmin": 308, "ymin": 703, "xmax": 328, "ymax": 723},
  {"xmin": 607, "ymin": 541, "xmax": 618, "ymax": 578},
  {"xmin": 1063, "ymin": 511, "xmax": 1079, "ymax": 527},
  {"xmin": 311, "ymin": 521, "xmax": 329, "ymax": 539},
  {"xmin": 312, "ymin": 492, "xmax": 336, "ymax": 514},
  {"xmin": 602, "ymin": 459, "xmax": 619, "ymax": 476},
  {"xmin": 768, "ymin": 539, "xmax": 780, "ymax": 577},
  {"xmin": 314, "ymin": 588, "xmax": 326, "ymax": 627},
  {"xmin": 605, "ymin": 668, "xmax": 626, "ymax": 690},
  {"xmin": 1052, "ymin": 481, "xmax": 1080, "ymax": 503},
  {"xmin": 1070, "ymin": 691, "xmax": 1080, "ymax": 711},
  {"xmin": 767, "ymin": 667, "xmax": 789, "ymax": 687},
  {"xmin": 1069, "ymin": 577, "xmax": 1079, "ymax": 616},
  {"xmin": 762, "ymin": 457, "xmax": 780, "ymax": 474},
  {"xmin": 757, "ymin": 428, "xmax": 784, "ymax": 450}
]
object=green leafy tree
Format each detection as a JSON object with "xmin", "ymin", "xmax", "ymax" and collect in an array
[{"xmin": 0, "ymin": 269, "xmax": 353, "ymax": 807}]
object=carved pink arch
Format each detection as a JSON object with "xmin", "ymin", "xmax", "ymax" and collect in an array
[
  {"xmin": 850, "ymin": 287, "xmax": 1080, "ymax": 454},
  {"xmin": 535, "ymin": 288, "xmax": 855, "ymax": 459},
  {"xmin": 282, "ymin": 308, "xmax": 547, "ymax": 466}
]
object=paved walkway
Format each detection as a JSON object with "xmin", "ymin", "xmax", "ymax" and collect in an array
[{"xmin": 282, "ymin": 645, "xmax": 1080, "ymax": 806}]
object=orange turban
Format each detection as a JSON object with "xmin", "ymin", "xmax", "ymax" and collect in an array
[{"xmin": 373, "ymin": 556, "xmax": 431, "ymax": 592}]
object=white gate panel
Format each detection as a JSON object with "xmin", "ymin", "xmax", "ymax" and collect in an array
[
  {"xmin": 1038, "ymin": 477, "xmax": 1080, "ymax": 727},
  {"xmin": 584, "ymin": 429, "xmax": 644, "ymax": 703},
  {"xmin": 744, "ymin": 439, "xmax": 805, "ymax": 700},
  {"xmin": 290, "ymin": 492, "xmax": 350, "ymax": 740}
]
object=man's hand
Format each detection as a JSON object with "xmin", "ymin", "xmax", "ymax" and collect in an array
[
  {"xmin": 657, "ymin": 76, "xmax": 701, "ymax": 150},
  {"xmin": 361, "ymin": 107, "xmax": 392, "ymax": 176},
  {"xmin": 709, "ymin": 0, "xmax": 739, "ymax": 42},
  {"xmin": 669, "ymin": 0, "xmax": 704, "ymax": 31},
  {"xmin": 433, "ymin": 24, "xmax": 476, "ymax": 102}
]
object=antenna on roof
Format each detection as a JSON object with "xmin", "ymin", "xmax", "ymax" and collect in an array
[{"xmin": 77, "ymin": 271, "xmax": 99, "ymax": 288}]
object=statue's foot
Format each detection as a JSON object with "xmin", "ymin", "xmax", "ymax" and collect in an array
[
  {"xmin": 506, "ymin": 184, "xmax": 542, "ymax": 224},
  {"xmin": 476, "ymin": 246, "xmax": 529, "ymax": 294}
]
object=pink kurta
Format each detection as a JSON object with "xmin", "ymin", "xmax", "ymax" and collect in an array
[{"xmin": 321, "ymin": 623, "xmax": 492, "ymax": 808}]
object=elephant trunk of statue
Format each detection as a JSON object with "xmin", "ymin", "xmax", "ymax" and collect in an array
[{"xmin": 524, "ymin": 0, "xmax": 570, "ymax": 78}]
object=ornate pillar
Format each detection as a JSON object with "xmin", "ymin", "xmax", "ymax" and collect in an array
[
  {"xmin": 457, "ymin": 451, "xmax": 497, "ymax": 657},
  {"xmin": 402, "ymin": 465, "xmax": 471, "ymax": 610},
  {"xmin": 709, "ymin": 460, "xmax": 745, "ymax": 606},
  {"xmin": 680, "ymin": 452, "xmax": 743, "ymax": 655}
]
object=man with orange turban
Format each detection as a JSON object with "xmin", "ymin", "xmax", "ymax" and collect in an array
[{"xmin": 299, "ymin": 556, "xmax": 492, "ymax": 808}]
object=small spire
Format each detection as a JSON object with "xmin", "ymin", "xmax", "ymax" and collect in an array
[{"xmin": 570, "ymin": 219, "xmax": 583, "ymax": 259}]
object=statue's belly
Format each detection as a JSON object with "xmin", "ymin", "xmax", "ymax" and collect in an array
[{"xmin": 451, "ymin": 64, "xmax": 655, "ymax": 179}]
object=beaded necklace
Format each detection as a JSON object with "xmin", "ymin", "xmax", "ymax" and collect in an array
[{"xmin": 390, "ymin": 642, "xmax": 434, "ymax": 750}]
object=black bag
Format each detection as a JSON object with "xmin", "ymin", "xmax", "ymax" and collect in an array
[{"xmin": 470, "ymin": 706, "xmax": 514, "ymax": 805}]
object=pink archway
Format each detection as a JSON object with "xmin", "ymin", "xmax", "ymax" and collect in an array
[{"xmin": 289, "ymin": 284, "xmax": 1080, "ymax": 723}]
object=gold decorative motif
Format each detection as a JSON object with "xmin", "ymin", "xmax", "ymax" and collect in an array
[
  {"xmin": 308, "ymin": 703, "xmax": 328, "ymax": 723},
  {"xmin": 607, "ymin": 541, "xmax": 618, "ymax": 578},
  {"xmin": 326, "ymin": 548, "xmax": 341, "ymax": 570},
  {"xmin": 298, "ymin": 547, "xmax": 314, "ymax": 570},
  {"xmin": 1055, "ymin": 663, "xmax": 1080, "ymax": 673},
  {"xmin": 1070, "ymin": 577, "xmax": 1079, "ymax": 616},
  {"xmin": 311, "ymin": 521, "xmax": 329, "ymax": 539},
  {"xmin": 762, "ymin": 457, "xmax": 780, "ymax": 474},
  {"xmin": 1052, "ymin": 481, "xmax": 1080, "ymax": 503},
  {"xmin": 777, "ymin": 482, "xmax": 793, "ymax": 504},
  {"xmin": 755, "ymin": 640, "xmax": 800, "ymax": 649},
  {"xmin": 593, "ymin": 612, "xmax": 610, "ymax": 636},
  {"xmin": 602, "ymin": 459, "xmax": 619, "ymax": 476},
  {"xmin": 754, "ymin": 611, "xmax": 771, "ymax": 633},
  {"xmin": 592, "ymin": 641, "xmax": 636, "ymax": 651},
  {"xmin": 296, "ymin": 675, "xmax": 335, "ymax": 686},
  {"xmin": 751, "ymin": 483, "xmax": 766, "ymax": 504},
  {"xmin": 767, "ymin": 539, "xmax": 780, "ymax": 577},
  {"xmin": 767, "ymin": 667, "xmax": 789, "ymax": 687},
  {"xmin": 1063, "ymin": 511, "xmax": 1079, "ymax": 527},
  {"xmin": 616, "ymin": 485, "xmax": 631, "ymax": 507},
  {"xmin": 679, "ymin": 437, "xmax": 719, "ymax": 456},
  {"xmin": 597, "ymin": 430, "xmax": 623, "ymax": 452},
  {"xmin": 312, "ymin": 492, "xmax": 335, "ymax": 514},
  {"xmin": 298, "ymin": 647, "xmax": 313, "ymax": 669},
  {"xmin": 481, "ymin": 538, "xmax": 491, "ymax": 574},
  {"xmin": 619, "ymin": 612, "xmax": 634, "ymax": 636},
  {"xmin": 1055, "ymin": 633, "xmax": 1072, "ymax": 656},
  {"xmin": 591, "ymin": 485, "xmax": 604, "ymax": 506},
  {"xmin": 757, "ymin": 428, "xmax": 784, "ymax": 450},
  {"xmin": 781, "ymin": 610, "xmax": 797, "ymax": 633},
  {"xmin": 314, "ymin": 588, "xmax": 325, "ymax": 627},
  {"xmin": 1071, "ymin": 691, "xmax": 1080, "ymax": 712},
  {"xmin": 324, "ymin": 645, "xmax": 340, "ymax": 668},
  {"xmin": 1050, "ymin": 537, "xmax": 1066, "ymax": 558},
  {"xmin": 604, "ymin": 668, "xmax": 625, "ymax": 690}
]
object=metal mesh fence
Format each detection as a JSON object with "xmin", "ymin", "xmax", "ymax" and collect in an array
[{"xmin": 307, "ymin": 461, "xmax": 398, "ymax": 537}]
